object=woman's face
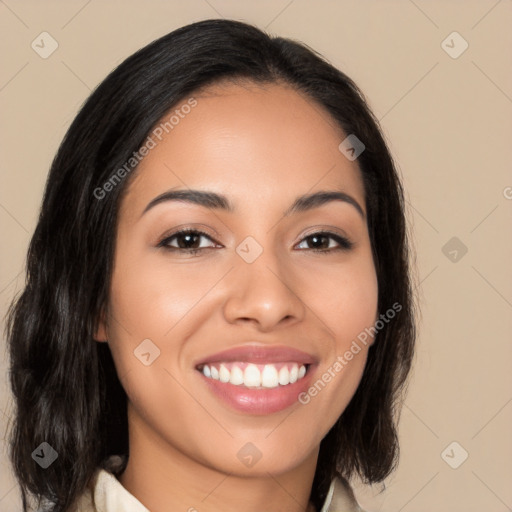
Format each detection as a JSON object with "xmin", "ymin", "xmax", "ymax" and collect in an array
[{"xmin": 97, "ymin": 81, "xmax": 378, "ymax": 477}]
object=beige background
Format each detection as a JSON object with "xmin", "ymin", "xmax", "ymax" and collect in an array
[{"xmin": 1, "ymin": 1, "xmax": 511, "ymax": 511}]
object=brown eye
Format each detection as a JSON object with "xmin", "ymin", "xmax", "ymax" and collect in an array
[
  {"xmin": 296, "ymin": 232, "xmax": 353, "ymax": 252},
  {"xmin": 158, "ymin": 229, "xmax": 219, "ymax": 255}
]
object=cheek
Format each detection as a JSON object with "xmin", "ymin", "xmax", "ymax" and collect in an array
[
  {"xmin": 304, "ymin": 253, "xmax": 379, "ymax": 344},
  {"xmin": 108, "ymin": 250, "xmax": 221, "ymax": 340},
  {"xmin": 296, "ymin": 255, "xmax": 377, "ymax": 419}
]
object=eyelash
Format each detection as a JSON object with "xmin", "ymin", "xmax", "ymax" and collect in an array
[{"xmin": 157, "ymin": 228, "xmax": 354, "ymax": 256}]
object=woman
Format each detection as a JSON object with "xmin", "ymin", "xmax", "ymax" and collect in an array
[{"xmin": 6, "ymin": 19, "xmax": 416, "ymax": 512}]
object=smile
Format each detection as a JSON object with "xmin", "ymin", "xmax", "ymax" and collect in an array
[
  {"xmin": 198, "ymin": 362, "xmax": 309, "ymax": 389},
  {"xmin": 194, "ymin": 344, "xmax": 318, "ymax": 415}
]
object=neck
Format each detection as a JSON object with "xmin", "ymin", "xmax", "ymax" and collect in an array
[{"xmin": 119, "ymin": 405, "xmax": 319, "ymax": 512}]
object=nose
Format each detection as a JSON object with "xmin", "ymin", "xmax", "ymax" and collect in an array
[{"xmin": 222, "ymin": 249, "xmax": 306, "ymax": 332}]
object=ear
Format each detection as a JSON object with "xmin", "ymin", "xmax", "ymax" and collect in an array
[{"xmin": 93, "ymin": 307, "xmax": 109, "ymax": 343}]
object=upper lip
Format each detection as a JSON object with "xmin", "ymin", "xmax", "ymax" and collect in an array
[{"xmin": 194, "ymin": 344, "xmax": 318, "ymax": 368}]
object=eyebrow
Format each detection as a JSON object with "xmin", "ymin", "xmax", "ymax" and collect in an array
[{"xmin": 141, "ymin": 188, "xmax": 365, "ymax": 220}]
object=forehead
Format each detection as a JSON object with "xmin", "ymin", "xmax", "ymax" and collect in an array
[{"xmin": 121, "ymin": 81, "xmax": 366, "ymax": 218}]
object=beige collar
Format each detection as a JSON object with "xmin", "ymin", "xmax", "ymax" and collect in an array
[{"xmin": 73, "ymin": 465, "xmax": 364, "ymax": 512}]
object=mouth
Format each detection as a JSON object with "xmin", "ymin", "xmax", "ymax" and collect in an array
[
  {"xmin": 197, "ymin": 361, "xmax": 310, "ymax": 389},
  {"xmin": 194, "ymin": 344, "xmax": 317, "ymax": 415}
]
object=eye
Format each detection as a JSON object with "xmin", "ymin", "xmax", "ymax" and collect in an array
[
  {"xmin": 295, "ymin": 231, "xmax": 353, "ymax": 253},
  {"xmin": 157, "ymin": 228, "xmax": 219, "ymax": 255}
]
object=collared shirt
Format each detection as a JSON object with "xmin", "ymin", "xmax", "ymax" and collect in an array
[{"xmin": 70, "ymin": 462, "xmax": 365, "ymax": 512}]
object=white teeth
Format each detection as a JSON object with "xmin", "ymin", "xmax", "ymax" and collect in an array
[
  {"xmin": 244, "ymin": 364, "xmax": 261, "ymax": 387},
  {"xmin": 289, "ymin": 364, "xmax": 299, "ymax": 384},
  {"xmin": 219, "ymin": 364, "xmax": 230, "ymax": 383},
  {"xmin": 201, "ymin": 362, "xmax": 308, "ymax": 389},
  {"xmin": 229, "ymin": 365, "xmax": 244, "ymax": 385},
  {"xmin": 278, "ymin": 366, "xmax": 290, "ymax": 385},
  {"xmin": 261, "ymin": 365, "xmax": 279, "ymax": 388}
]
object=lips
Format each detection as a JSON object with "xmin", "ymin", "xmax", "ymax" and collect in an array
[
  {"xmin": 194, "ymin": 344, "xmax": 318, "ymax": 415},
  {"xmin": 195, "ymin": 344, "xmax": 317, "ymax": 366}
]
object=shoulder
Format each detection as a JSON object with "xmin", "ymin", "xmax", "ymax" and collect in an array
[
  {"xmin": 67, "ymin": 470, "xmax": 97, "ymax": 512},
  {"xmin": 70, "ymin": 456, "xmax": 148, "ymax": 512},
  {"xmin": 322, "ymin": 474, "xmax": 367, "ymax": 512}
]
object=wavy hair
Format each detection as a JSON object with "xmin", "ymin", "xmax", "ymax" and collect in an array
[{"xmin": 6, "ymin": 18, "xmax": 416, "ymax": 511}]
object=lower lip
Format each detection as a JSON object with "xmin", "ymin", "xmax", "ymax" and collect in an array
[{"xmin": 198, "ymin": 367, "xmax": 316, "ymax": 415}]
